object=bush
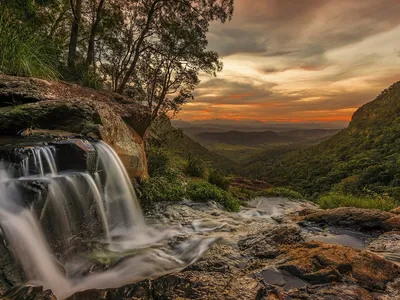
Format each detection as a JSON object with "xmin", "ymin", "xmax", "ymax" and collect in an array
[
  {"xmin": 137, "ymin": 176, "xmax": 185, "ymax": 202},
  {"xmin": 258, "ymin": 187, "xmax": 304, "ymax": 199},
  {"xmin": 147, "ymin": 147, "xmax": 170, "ymax": 177},
  {"xmin": 208, "ymin": 169, "xmax": 231, "ymax": 190},
  {"xmin": 185, "ymin": 155, "xmax": 207, "ymax": 178},
  {"xmin": 0, "ymin": 17, "xmax": 59, "ymax": 79},
  {"xmin": 317, "ymin": 192, "xmax": 398, "ymax": 211},
  {"xmin": 187, "ymin": 180, "xmax": 240, "ymax": 212}
]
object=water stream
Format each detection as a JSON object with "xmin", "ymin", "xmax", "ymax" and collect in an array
[{"xmin": 0, "ymin": 140, "xmax": 218, "ymax": 299}]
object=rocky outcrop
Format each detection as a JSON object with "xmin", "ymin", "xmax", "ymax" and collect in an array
[
  {"xmin": 300, "ymin": 207, "xmax": 394, "ymax": 231},
  {"xmin": 278, "ymin": 241, "xmax": 400, "ymax": 291},
  {"xmin": 0, "ymin": 75, "xmax": 148, "ymax": 179},
  {"xmin": 239, "ymin": 225, "xmax": 303, "ymax": 258}
]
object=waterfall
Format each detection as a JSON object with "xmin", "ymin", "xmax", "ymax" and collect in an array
[{"xmin": 0, "ymin": 140, "xmax": 217, "ymax": 299}]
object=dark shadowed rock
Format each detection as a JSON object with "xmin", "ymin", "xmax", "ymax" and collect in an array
[{"xmin": 3, "ymin": 285, "xmax": 57, "ymax": 300}]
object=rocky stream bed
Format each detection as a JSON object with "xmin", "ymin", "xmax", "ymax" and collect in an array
[{"xmin": 3, "ymin": 197, "xmax": 400, "ymax": 300}]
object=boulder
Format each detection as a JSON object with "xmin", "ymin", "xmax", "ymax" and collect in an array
[
  {"xmin": 278, "ymin": 241, "xmax": 400, "ymax": 291},
  {"xmin": 300, "ymin": 207, "xmax": 394, "ymax": 231},
  {"xmin": 390, "ymin": 206, "xmax": 400, "ymax": 214},
  {"xmin": 0, "ymin": 76, "xmax": 148, "ymax": 179},
  {"xmin": 282, "ymin": 284, "xmax": 374, "ymax": 300},
  {"xmin": 238, "ymin": 225, "xmax": 304, "ymax": 258},
  {"xmin": 382, "ymin": 215, "xmax": 400, "ymax": 232}
]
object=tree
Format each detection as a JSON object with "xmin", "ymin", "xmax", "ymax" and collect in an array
[
  {"xmin": 97, "ymin": 0, "xmax": 233, "ymax": 130},
  {"xmin": 67, "ymin": 0, "xmax": 83, "ymax": 69}
]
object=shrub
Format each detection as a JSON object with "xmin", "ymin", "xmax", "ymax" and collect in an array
[
  {"xmin": 317, "ymin": 192, "xmax": 398, "ymax": 211},
  {"xmin": 137, "ymin": 176, "xmax": 185, "ymax": 203},
  {"xmin": 0, "ymin": 17, "xmax": 59, "ymax": 79},
  {"xmin": 147, "ymin": 147, "xmax": 170, "ymax": 177},
  {"xmin": 187, "ymin": 180, "xmax": 240, "ymax": 212},
  {"xmin": 185, "ymin": 155, "xmax": 206, "ymax": 178},
  {"xmin": 208, "ymin": 169, "xmax": 231, "ymax": 190},
  {"xmin": 258, "ymin": 187, "xmax": 304, "ymax": 199}
]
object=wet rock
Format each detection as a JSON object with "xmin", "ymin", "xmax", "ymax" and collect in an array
[
  {"xmin": 239, "ymin": 225, "xmax": 303, "ymax": 258},
  {"xmin": 0, "ymin": 74, "xmax": 148, "ymax": 180},
  {"xmin": 3, "ymin": 285, "xmax": 57, "ymax": 300},
  {"xmin": 258, "ymin": 266, "xmax": 308, "ymax": 290},
  {"xmin": 51, "ymin": 139, "xmax": 96, "ymax": 174},
  {"xmin": 382, "ymin": 215, "xmax": 400, "ymax": 231},
  {"xmin": 0, "ymin": 238, "xmax": 25, "ymax": 297},
  {"xmin": 150, "ymin": 271, "xmax": 265, "ymax": 299},
  {"xmin": 368, "ymin": 231, "xmax": 400, "ymax": 263},
  {"xmin": 278, "ymin": 241, "xmax": 400, "ymax": 291},
  {"xmin": 283, "ymin": 283, "xmax": 374, "ymax": 300},
  {"xmin": 300, "ymin": 207, "xmax": 394, "ymax": 231}
]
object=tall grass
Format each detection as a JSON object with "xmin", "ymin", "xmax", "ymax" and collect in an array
[
  {"xmin": 317, "ymin": 192, "xmax": 398, "ymax": 211},
  {"xmin": 0, "ymin": 17, "xmax": 59, "ymax": 79}
]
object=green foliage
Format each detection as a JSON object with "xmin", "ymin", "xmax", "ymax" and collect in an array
[
  {"xmin": 185, "ymin": 155, "xmax": 207, "ymax": 178},
  {"xmin": 147, "ymin": 147, "xmax": 171, "ymax": 177},
  {"xmin": 137, "ymin": 176, "xmax": 185, "ymax": 203},
  {"xmin": 317, "ymin": 192, "xmax": 398, "ymax": 211},
  {"xmin": 208, "ymin": 169, "xmax": 231, "ymax": 190},
  {"xmin": 0, "ymin": 17, "xmax": 59, "ymax": 79},
  {"xmin": 257, "ymin": 187, "xmax": 304, "ymax": 199},
  {"xmin": 187, "ymin": 180, "xmax": 240, "ymax": 212},
  {"xmin": 250, "ymin": 82, "xmax": 400, "ymax": 202}
]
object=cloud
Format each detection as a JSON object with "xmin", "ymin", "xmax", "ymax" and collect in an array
[{"xmin": 180, "ymin": 0, "xmax": 400, "ymax": 122}]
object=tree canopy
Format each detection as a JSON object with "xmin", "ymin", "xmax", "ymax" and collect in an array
[{"xmin": 0, "ymin": 0, "xmax": 234, "ymax": 130}]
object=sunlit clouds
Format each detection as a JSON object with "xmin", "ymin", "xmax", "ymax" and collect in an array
[{"xmin": 178, "ymin": 0, "xmax": 400, "ymax": 123}]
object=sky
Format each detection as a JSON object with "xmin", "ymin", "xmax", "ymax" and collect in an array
[{"xmin": 178, "ymin": 0, "xmax": 400, "ymax": 124}]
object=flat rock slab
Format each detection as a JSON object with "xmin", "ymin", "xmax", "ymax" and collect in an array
[
  {"xmin": 300, "ymin": 207, "xmax": 394, "ymax": 231},
  {"xmin": 278, "ymin": 241, "xmax": 400, "ymax": 291}
]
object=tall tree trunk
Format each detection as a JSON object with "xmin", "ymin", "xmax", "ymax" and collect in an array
[
  {"xmin": 68, "ymin": 0, "xmax": 83, "ymax": 69},
  {"xmin": 116, "ymin": 0, "xmax": 161, "ymax": 94},
  {"xmin": 85, "ymin": 0, "xmax": 105, "ymax": 69}
]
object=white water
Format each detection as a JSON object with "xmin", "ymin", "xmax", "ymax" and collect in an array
[{"xmin": 0, "ymin": 141, "xmax": 217, "ymax": 299}]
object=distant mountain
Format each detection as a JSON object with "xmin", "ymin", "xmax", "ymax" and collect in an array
[
  {"xmin": 151, "ymin": 119, "xmax": 239, "ymax": 174},
  {"xmin": 250, "ymin": 81, "xmax": 400, "ymax": 199},
  {"xmin": 172, "ymin": 119, "xmax": 347, "ymax": 133},
  {"xmin": 192, "ymin": 129, "xmax": 340, "ymax": 147},
  {"xmin": 196, "ymin": 130, "xmax": 291, "ymax": 146}
]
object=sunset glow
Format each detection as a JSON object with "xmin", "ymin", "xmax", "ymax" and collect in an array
[{"xmin": 178, "ymin": 0, "xmax": 400, "ymax": 123}]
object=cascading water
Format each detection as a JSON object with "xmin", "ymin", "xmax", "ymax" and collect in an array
[{"xmin": 0, "ymin": 140, "xmax": 218, "ymax": 299}]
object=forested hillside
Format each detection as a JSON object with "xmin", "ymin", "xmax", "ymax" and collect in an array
[{"xmin": 256, "ymin": 81, "xmax": 400, "ymax": 200}]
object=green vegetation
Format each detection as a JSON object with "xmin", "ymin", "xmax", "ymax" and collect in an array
[
  {"xmin": 317, "ymin": 192, "xmax": 398, "ymax": 211},
  {"xmin": 249, "ymin": 82, "xmax": 400, "ymax": 204},
  {"xmin": 185, "ymin": 155, "xmax": 207, "ymax": 178},
  {"xmin": 0, "ymin": 17, "xmax": 59, "ymax": 79},
  {"xmin": 208, "ymin": 169, "xmax": 231, "ymax": 191},
  {"xmin": 0, "ymin": 0, "xmax": 234, "ymax": 133},
  {"xmin": 138, "ymin": 143, "xmax": 240, "ymax": 212},
  {"xmin": 187, "ymin": 180, "xmax": 240, "ymax": 212},
  {"xmin": 138, "ymin": 176, "xmax": 185, "ymax": 203}
]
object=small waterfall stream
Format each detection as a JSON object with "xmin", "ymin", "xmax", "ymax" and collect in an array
[{"xmin": 0, "ymin": 140, "xmax": 217, "ymax": 299}]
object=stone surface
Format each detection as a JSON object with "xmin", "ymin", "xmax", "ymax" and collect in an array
[
  {"xmin": 278, "ymin": 241, "xmax": 400, "ymax": 291},
  {"xmin": 390, "ymin": 206, "xmax": 400, "ymax": 214},
  {"xmin": 238, "ymin": 225, "xmax": 304, "ymax": 258},
  {"xmin": 0, "ymin": 95, "xmax": 147, "ymax": 179},
  {"xmin": 300, "ymin": 207, "xmax": 394, "ymax": 231}
]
